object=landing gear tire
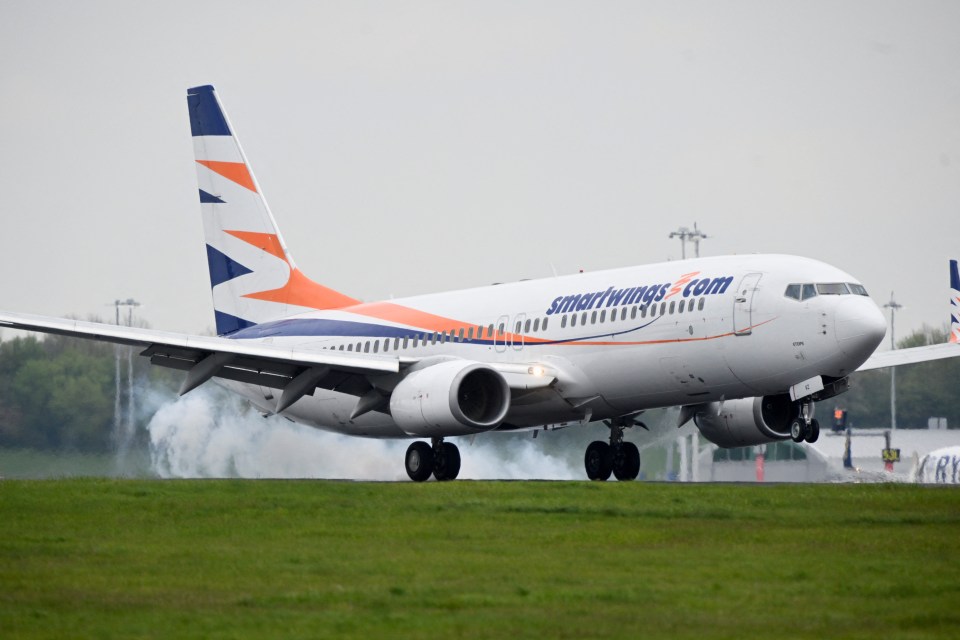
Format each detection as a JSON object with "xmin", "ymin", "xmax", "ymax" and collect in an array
[
  {"xmin": 405, "ymin": 442, "xmax": 434, "ymax": 482},
  {"xmin": 585, "ymin": 441, "xmax": 613, "ymax": 481},
  {"xmin": 433, "ymin": 442, "xmax": 461, "ymax": 481},
  {"xmin": 789, "ymin": 418, "xmax": 806, "ymax": 443},
  {"xmin": 612, "ymin": 441, "xmax": 641, "ymax": 481},
  {"xmin": 804, "ymin": 419, "xmax": 820, "ymax": 444}
]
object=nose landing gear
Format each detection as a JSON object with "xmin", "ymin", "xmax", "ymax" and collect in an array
[{"xmin": 789, "ymin": 399, "xmax": 820, "ymax": 444}]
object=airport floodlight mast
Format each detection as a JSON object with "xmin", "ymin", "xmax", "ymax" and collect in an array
[
  {"xmin": 114, "ymin": 298, "xmax": 140, "ymax": 327},
  {"xmin": 112, "ymin": 298, "xmax": 140, "ymax": 470},
  {"xmin": 668, "ymin": 223, "xmax": 708, "ymax": 259},
  {"xmin": 883, "ymin": 292, "xmax": 903, "ymax": 430}
]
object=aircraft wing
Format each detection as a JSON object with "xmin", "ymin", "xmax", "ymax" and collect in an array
[
  {"xmin": 0, "ymin": 311, "xmax": 400, "ymax": 399},
  {"xmin": 856, "ymin": 343, "xmax": 960, "ymax": 372},
  {"xmin": 0, "ymin": 311, "xmax": 554, "ymax": 405}
]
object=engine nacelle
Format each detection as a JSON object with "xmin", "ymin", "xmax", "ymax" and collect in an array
[
  {"xmin": 693, "ymin": 395, "xmax": 794, "ymax": 448},
  {"xmin": 390, "ymin": 360, "xmax": 511, "ymax": 437}
]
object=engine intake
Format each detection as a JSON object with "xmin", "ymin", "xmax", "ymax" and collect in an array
[
  {"xmin": 390, "ymin": 360, "xmax": 511, "ymax": 437},
  {"xmin": 693, "ymin": 394, "xmax": 794, "ymax": 448}
]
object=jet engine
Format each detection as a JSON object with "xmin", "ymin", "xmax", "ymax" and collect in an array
[
  {"xmin": 693, "ymin": 394, "xmax": 794, "ymax": 448},
  {"xmin": 390, "ymin": 360, "xmax": 511, "ymax": 437}
]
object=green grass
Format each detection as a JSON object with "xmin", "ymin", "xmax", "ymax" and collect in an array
[{"xmin": 1, "ymin": 480, "xmax": 958, "ymax": 639}]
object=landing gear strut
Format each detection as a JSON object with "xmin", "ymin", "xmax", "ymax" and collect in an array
[
  {"xmin": 405, "ymin": 438, "xmax": 461, "ymax": 482},
  {"xmin": 789, "ymin": 399, "xmax": 820, "ymax": 444},
  {"xmin": 584, "ymin": 417, "xmax": 641, "ymax": 481}
]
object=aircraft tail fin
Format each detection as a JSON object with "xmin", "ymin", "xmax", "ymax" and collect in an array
[
  {"xmin": 186, "ymin": 85, "xmax": 359, "ymax": 336},
  {"xmin": 950, "ymin": 260, "xmax": 960, "ymax": 343}
]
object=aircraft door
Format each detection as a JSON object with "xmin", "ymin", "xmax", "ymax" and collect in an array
[
  {"xmin": 512, "ymin": 313, "xmax": 526, "ymax": 351},
  {"xmin": 494, "ymin": 315, "xmax": 509, "ymax": 353},
  {"xmin": 733, "ymin": 273, "xmax": 763, "ymax": 336}
]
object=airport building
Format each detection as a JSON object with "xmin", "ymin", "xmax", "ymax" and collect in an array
[{"xmin": 691, "ymin": 427, "xmax": 960, "ymax": 483}]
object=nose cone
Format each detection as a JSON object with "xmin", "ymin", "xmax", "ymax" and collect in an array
[{"xmin": 835, "ymin": 297, "xmax": 887, "ymax": 364}]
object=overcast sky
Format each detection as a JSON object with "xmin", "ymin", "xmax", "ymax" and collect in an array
[{"xmin": 2, "ymin": 1, "xmax": 958, "ymax": 345}]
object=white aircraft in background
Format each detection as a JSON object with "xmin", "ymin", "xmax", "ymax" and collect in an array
[{"xmin": 2, "ymin": 85, "xmax": 957, "ymax": 481}]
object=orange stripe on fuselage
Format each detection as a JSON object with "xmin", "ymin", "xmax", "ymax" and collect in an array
[
  {"xmin": 345, "ymin": 301, "xmax": 552, "ymax": 344},
  {"xmin": 244, "ymin": 268, "xmax": 361, "ymax": 310},
  {"xmin": 347, "ymin": 302, "xmax": 483, "ymax": 336},
  {"xmin": 196, "ymin": 160, "xmax": 257, "ymax": 192}
]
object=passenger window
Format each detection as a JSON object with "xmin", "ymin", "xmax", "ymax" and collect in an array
[
  {"xmin": 533, "ymin": 318, "xmax": 540, "ymax": 332},
  {"xmin": 403, "ymin": 337, "xmax": 409, "ymax": 349},
  {"xmin": 542, "ymin": 318, "xmax": 548, "ymax": 330},
  {"xmin": 339, "ymin": 345, "xmax": 344, "ymax": 351},
  {"xmin": 373, "ymin": 340, "xmax": 379, "ymax": 353},
  {"xmin": 457, "ymin": 328, "xmax": 464, "ymax": 342},
  {"xmin": 679, "ymin": 300, "xmax": 685, "ymax": 313},
  {"xmin": 571, "ymin": 314, "xmax": 577, "ymax": 327},
  {"xmin": 591, "ymin": 311, "xmax": 597, "ymax": 324},
  {"xmin": 488, "ymin": 324, "xmax": 495, "ymax": 338},
  {"xmin": 621, "ymin": 308, "xmax": 627, "ymax": 321},
  {"xmin": 669, "ymin": 301, "xmax": 675, "ymax": 314},
  {"xmin": 364, "ymin": 342, "xmax": 370, "ymax": 353},
  {"xmin": 801, "ymin": 284, "xmax": 818, "ymax": 300},
  {"xmin": 524, "ymin": 319, "xmax": 531, "ymax": 333},
  {"xmin": 660, "ymin": 302, "xmax": 666, "ymax": 316},
  {"xmin": 467, "ymin": 327, "xmax": 475, "ymax": 340},
  {"xmin": 347, "ymin": 344, "xmax": 353, "ymax": 352},
  {"xmin": 561, "ymin": 315, "xmax": 567, "ymax": 328},
  {"xmin": 599, "ymin": 310, "xmax": 606, "ymax": 323},
  {"xmin": 784, "ymin": 284, "xmax": 801, "ymax": 300},
  {"xmin": 581, "ymin": 312, "xmax": 588, "ymax": 325},
  {"xmin": 498, "ymin": 323, "xmax": 505, "ymax": 336},
  {"xmin": 698, "ymin": 298, "xmax": 705, "ymax": 311}
]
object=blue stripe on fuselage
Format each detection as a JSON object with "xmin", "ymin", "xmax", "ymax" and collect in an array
[{"xmin": 227, "ymin": 315, "xmax": 662, "ymax": 346}]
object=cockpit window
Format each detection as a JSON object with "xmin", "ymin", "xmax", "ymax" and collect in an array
[
  {"xmin": 848, "ymin": 283, "xmax": 869, "ymax": 296},
  {"xmin": 801, "ymin": 284, "xmax": 817, "ymax": 300},
  {"xmin": 784, "ymin": 284, "xmax": 801, "ymax": 300},
  {"xmin": 816, "ymin": 283, "xmax": 849, "ymax": 295}
]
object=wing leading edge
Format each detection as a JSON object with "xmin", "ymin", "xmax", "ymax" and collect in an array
[
  {"xmin": 856, "ymin": 342, "xmax": 960, "ymax": 372},
  {"xmin": 0, "ymin": 311, "xmax": 399, "ymax": 396}
]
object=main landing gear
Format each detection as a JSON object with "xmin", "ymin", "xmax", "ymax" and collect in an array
[
  {"xmin": 405, "ymin": 438, "xmax": 461, "ymax": 482},
  {"xmin": 584, "ymin": 417, "xmax": 642, "ymax": 481},
  {"xmin": 788, "ymin": 399, "xmax": 820, "ymax": 444}
]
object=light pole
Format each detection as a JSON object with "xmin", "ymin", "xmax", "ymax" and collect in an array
[
  {"xmin": 669, "ymin": 223, "xmax": 708, "ymax": 259},
  {"xmin": 112, "ymin": 298, "xmax": 141, "ymax": 468},
  {"xmin": 689, "ymin": 222, "xmax": 708, "ymax": 258},
  {"xmin": 883, "ymin": 292, "xmax": 902, "ymax": 430},
  {"xmin": 668, "ymin": 227, "xmax": 690, "ymax": 259}
]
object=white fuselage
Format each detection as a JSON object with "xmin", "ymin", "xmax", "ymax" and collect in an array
[{"xmin": 223, "ymin": 253, "xmax": 887, "ymax": 438}]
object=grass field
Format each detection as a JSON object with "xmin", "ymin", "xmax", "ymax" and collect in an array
[{"xmin": 1, "ymin": 480, "xmax": 958, "ymax": 639}]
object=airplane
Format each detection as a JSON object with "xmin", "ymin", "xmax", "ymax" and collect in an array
[{"xmin": 2, "ymin": 84, "xmax": 958, "ymax": 482}]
